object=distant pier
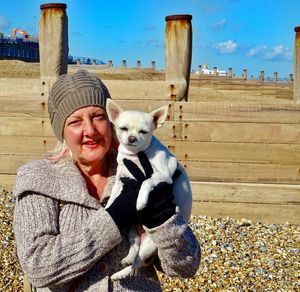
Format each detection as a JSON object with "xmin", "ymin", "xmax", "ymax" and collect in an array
[{"xmin": 0, "ymin": 37, "xmax": 39, "ymax": 62}]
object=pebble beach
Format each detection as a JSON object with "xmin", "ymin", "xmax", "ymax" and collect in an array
[{"xmin": 1, "ymin": 187, "xmax": 299, "ymax": 291}]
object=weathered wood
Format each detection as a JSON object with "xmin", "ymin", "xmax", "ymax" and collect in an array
[
  {"xmin": 167, "ymin": 141, "xmax": 300, "ymax": 165},
  {"xmin": 191, "ymin": 181, "xmax": 300, "ymax": 204},
  {"xmin": 0, "ymin": 136, "xmax": 57, "ymax": 155},
  {"xmin": 0, "ymin": 117, "xmax": 54, "ymax": 136},
  {"xmin": 0, "ymin": 174, "xmax": 16, "ymax": 189},
  {"xmin": 0, "ymin": 97, "xmax": 48, "ymax": 117},
  {"xmin": 192, "ymin": 201, "xmax": 300, "ymax": 224},
  {"xmin": 182, "ymin": 161, "xmax": 300, "ymax": 184},
  {"xmin": 0, "ymin": 78, "xmax": 43, "ymax": 97},
  {"xmin": 0, "ymin": 155, "xmax": 40, "ymax": 174},
  {"xmin": 174, "ymin": 102, "xmax": 300, "ymax": 123},
  {"xmin": 183, "ymin": 121, "xmax": 300, "ymax": 143}
]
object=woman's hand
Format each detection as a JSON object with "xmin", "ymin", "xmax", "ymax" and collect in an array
[
  {"xmin": 124, "ymin": 152, "xmax": 180, "ymax": 228},
  {"xmin": 106, "ymin": 177, "xmax": 140, "ymax": 230}
]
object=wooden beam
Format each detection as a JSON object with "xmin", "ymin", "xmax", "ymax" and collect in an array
[
  {"xmin": 182, "ymin": 161, "xmax": 300, "ymax": 184},
  {"xmin": 166, "ymin": 141, "xmax": 300, "ymax": 165},
  {"xmin": 191, "ymin": 181, "xmax": 300, "ymax": 204},
  {"xmin": 182, "ymin": 121, "xmax": 300, "ymax": 143},
  {"xmin": 174, "ymin": 102, "xmax": 300, "ymax": 123},
  {"xmin": 192, "ymin": 201, "xmax": 300, "ymax": 225}
]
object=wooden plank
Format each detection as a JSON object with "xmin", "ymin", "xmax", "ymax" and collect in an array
[
  {"xmin": 5, "ymin": 156, "xmax": 299, "ymax": 184},
  {"xmin": 0, "ymin": 97, "xmax": 48, "ymax": 117},
  {"xmin": 0, "ymin": 98, "xmax": 173, "ymax": 118},
  {"xmin": 104, "ymin": 80, "xmax": 185, "ymax": 101},
  {"xmin": 174, "ymin": 102, "xmax": 300, "ymax": 123},
  {"xmin": 0, "ymin": 120, "xmax": 180, "ymax": 140},
  {"xmin": 166, "ymin": 141, "xmax": 300, "ymax": 165},
  {"xmin": 190, "ymin": 181, "xmax": 300, "ymax": 204},
  {"xmin": 0, "ymin": 155, "xmax": 40, "ymax": 174},
  {"xmin": 183, "ymin": 121, "xmax": 300, "ymax": 143},
  {"xmin": 0, "ymin": 79, "xmax": 188, "ymax": 101},
  {"xmin": 0, "ymin": 117, "xmax": 54, "ymax": 136},
  {"xmin": 0, "ymin": 136, "xmax": 57, "ymax": 155},
  {"xmin": 192, "ymin": 201, "xmax": 300, "ymax": 224},
  {"xmin": 0, "ymin": 78, "xmax": 43, "ymax": 97},
  {"xmin": 182, "ymin": 161, "xmax": 300, "ymax": 184},
  {"xmin": 0, "ymin": 174, "xmax": 16, "ymax": 190}
]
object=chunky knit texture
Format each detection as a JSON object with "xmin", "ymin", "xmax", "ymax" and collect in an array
[
  {"xmin": 13, "ymin": 159, "xmax": 201, "ymax": 291},
  {"xmin": 48, "ymin": 70, "xmax": 112, "ymax": 141}
]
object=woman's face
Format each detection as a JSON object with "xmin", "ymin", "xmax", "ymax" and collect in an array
[{"xmin": 63, "ymin": 106, "xmax": 112, "ymax": 167}]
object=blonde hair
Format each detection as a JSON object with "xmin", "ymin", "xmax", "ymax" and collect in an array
[{"xmin": 45, "ymin": 140, "xmax": 73, "ymax": 162}]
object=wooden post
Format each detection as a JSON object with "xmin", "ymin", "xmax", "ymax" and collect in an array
[
  {"xmin": 243, "ymin": 69, "xmax": 247, "ymax": 80},
  {"xmin": 198, "ymin": 65, "xmax": 202, "ymax": 76},
  {"xmin": 165, "ymin": 14, "xmax": 192, "ymax": 101},
  {"xmin": 213, "ymin": 66, "xmax": 218, "ymax": 76},
  {"xmin": 294, "ymin": 26, "xmax": 300, "ymax": 103},
  {"xmin": 151, "ymin": 61, "xmax": 156, "ymax": 70},
  {"xmin": 228, "ymin": 68, "xmax": 232, "ymax": 78},
  {"xmin": 260, "ymin": 70, "xmax": 265, "ymax": 82},
  {"xmin": 39, "ymin": 3, "xmax": 68, "ymax": 81}
]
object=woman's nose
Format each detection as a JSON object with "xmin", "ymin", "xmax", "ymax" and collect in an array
[{"xmin": 83, "ymin": 120, "xmax": 97, "ymax": 136}]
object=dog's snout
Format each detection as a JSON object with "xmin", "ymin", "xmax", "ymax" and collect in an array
[{"xmin": 128, "ymin": 135, "xmax": 137, "ymax": 143}]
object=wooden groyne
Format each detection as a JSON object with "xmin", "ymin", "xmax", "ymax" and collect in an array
[{"xmin": 0, "ymin": 3, "xmax": 299, "ymax": 224}]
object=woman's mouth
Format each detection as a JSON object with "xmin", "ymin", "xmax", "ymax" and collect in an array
[{"xmin": 82, "ymin": 139, "xmax": 101, "ymax": 148}]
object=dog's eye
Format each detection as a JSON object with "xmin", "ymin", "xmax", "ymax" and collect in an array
[
  {"xmin": 139, "ymin": 130, "xmax": 148, "ymax": 135},
  {"xmin": 119, "ymin": 127, "xmax": 128, "ymax": 131}
]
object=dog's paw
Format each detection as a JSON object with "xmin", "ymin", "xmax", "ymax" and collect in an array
[
  {"xmin": 121, "ymin": 256, "xmax": 133, "ymax": 267},
  {"xmin": 110, "ymin": 266, "xmax": 133, "ymax": 281},
  {"xmin": 136, "ymin": 197, "xmax": 147, "ymax": 211}
]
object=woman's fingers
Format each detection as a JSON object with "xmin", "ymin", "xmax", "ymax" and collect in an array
[
  {"xmin": 137, "ymin": 152, "xmax": 153, "ymax": 179},
  {"xmin": 123, "ymin": 158, "xmax": 146, "ymax": 184}
]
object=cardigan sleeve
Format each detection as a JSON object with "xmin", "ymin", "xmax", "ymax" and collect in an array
[
  {"xmin": 145, "ymin": 212, "xmax": 201, "ymax": 278},
  {"xmin": 13, "ymin": 192, "xmax": 122, "ymax": 288}
]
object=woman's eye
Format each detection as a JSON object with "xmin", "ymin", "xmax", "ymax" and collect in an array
[
  {"xmin": 119, "ymin": 127, "xmax": 128, "ymax": 131},
  {"xmin": 139, "ymin": 130, "xmax": 148, "ymax": 134},
  {"xmin": 93, "ymin": 115, "xmax": 106, "ymax": 121},
  {"xmin": 68, "ymin": 120, "xmax": 80, "ymax": 126}
]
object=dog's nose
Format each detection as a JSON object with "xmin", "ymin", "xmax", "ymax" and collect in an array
[{"xmin": 128, "ymin": 135, "xmax": 137, "ymax": 143}]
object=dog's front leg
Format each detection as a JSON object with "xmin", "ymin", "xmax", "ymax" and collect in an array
[{"xmin": 121, "ymin": 226, "xmax": 141, "ymax": 267}]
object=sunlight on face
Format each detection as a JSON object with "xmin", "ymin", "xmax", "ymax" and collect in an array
[{"xmin": 63, "ymin": 106, "xmax": 112, "ymax": 167}]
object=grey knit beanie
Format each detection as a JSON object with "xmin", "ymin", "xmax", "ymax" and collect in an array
[{"xmin": 48, "ymin": 70, "xmax": 111, "ymax": 141}]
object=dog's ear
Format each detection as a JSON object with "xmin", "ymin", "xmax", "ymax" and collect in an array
[
  {"xmin": 106, "ymin": 99, "xmax": 123, "ymax": 124},
  {"xmin": 149, "ymin": 105, "xmax": 169, "ymax": 129}
]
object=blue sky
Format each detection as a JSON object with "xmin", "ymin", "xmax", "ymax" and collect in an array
[{"xmin": 0, "ymin": 0, "xmax": 299, "ymax": 78}]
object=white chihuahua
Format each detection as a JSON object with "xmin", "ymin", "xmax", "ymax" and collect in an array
[{"xmin": 105, "ymin": 99, "xmax": 192, "ymax": 280}]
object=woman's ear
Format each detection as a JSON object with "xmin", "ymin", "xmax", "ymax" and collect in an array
[
  {"xmin": 106, "ymin": 99, "xmax": 123, "ymax": 124},
  {"xmin": 149, "ymin": 106, "xmax": 169, "ymax": 128}
]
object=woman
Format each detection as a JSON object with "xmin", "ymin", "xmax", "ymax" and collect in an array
[{"xmin": 13, "ymin": 70, "xmax": 201, "ymax": 291}]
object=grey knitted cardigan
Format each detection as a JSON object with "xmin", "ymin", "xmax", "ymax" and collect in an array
[{"xmin": 13, "ymin": 158, "xmax": 201, "ymax": 291}]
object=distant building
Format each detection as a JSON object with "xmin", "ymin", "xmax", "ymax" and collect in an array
[{"xmin": 196, "ymin": 64, "xmax": 227, "ymax": 76}]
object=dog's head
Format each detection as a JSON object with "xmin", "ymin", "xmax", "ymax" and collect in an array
[{"xmin": 106, "ymin": 99, "xmax": 168, "ymax": 154}]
